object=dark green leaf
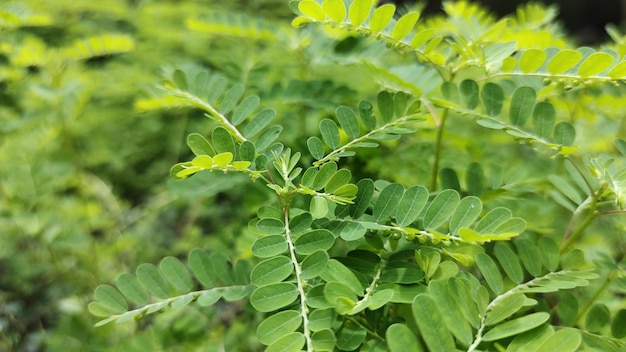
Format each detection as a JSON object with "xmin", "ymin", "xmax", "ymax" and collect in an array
[
  {"xmin": 320, "ymin": 259, "xmax": 363, "ymax": 295},
  {"xmin": 320, "ymin": 119, "xmax": 341, "ymax": 149},
  {"xmin": 553, "ymin": 122, "xmax": 576, "ymax": 146},
  {"xmin": 358, "ymin": 100, "xmax": 376, "ymax": 130},
  {"xmin": 373, "ymin": 183, "xmax": 405, "ymax": 223},
  {"xmin": 494, "ymin": 242, "xmax": 524, "ymax": 284},
  {"xmin": 615, "ymin": 139, "xmax": 626, "ymax": 157},
  {"xmin": 309, "ymin": 308, "xmax": 338, "ymax": 332},
  {"xmin": 289, "ymin": 212, "xmax": 313, "ymax": 235},
  {"xmin": 212, "ymin": 127, "xmax": 236, "ymax": 154},
  {"xmin": 509, "ymin": 86, "xmax": 536, "ymax": 126},
  {"xmin": 188, "ymin": 248, "xmax": 216, "ymax": 287},
  {"xmin": 172, "ymin": 69, "xmax": 187, "ymax": 89},
  {"xmin": 482, "ymin": 82, "xmax": 504, "ymax": 116},
  {"xmin": 449, "ymin": 196, "xmax": 482, "ymax": 234},
  {"xmin": 211, "ymin": 252, "xmax": 235, "ymax": 285},
  {"xmin": 460, "ymin": 80, "xmax": 479, "ymax": 109},
  {"xmin": 250, "ymin": 283, "xmax": 298, "ymax": 312},
  {"xmin": 349, "ymin": 178, "xmax": 374, "ymax": 218},
  {"xmin": 307, "ymin": 137, "xmax": 325, "ymax": 160},
  {"xmin": 301, "ymin": 250, "xmax": 329, "ymax": 279},
  {"xmin": 244, "ymin": 109, "xmax": 275, "ymax": 138},
  {"xmin": 482, "ymin": 312, "xmax": 551, "ymax": 341},
  {"xmin": 476, "ymin": 252, "xmax": 503, "ymax": 294},
  {"xmin": 538, "ymin": 237, "xmax": 559, "ymax": 271},
  {"xmin": 396, "ymin": 185, "xmax": 429, "ymax": 226},
  {"xmin": 187, "ymin": 133, "xmax": 215, "ymax": 156},
  {"xmin": 255, "ymin": 126, "xmax": 282, "ymax": 151},
  {"xmin": 232, "ymin": 95, "xmax": 260, "ymax": 126},
  {"xmin": 475, "ymin": 207, "xmax": 512, "ymax": 234},
  {"xmin": 206, "ymin": 75, "xmax": 228, "ymax": 103},
  {"xmin": 377, "ymin": 91, "xmax": 394, "ymax": 123},
  {"xmin": 515, "ymin": 238, "xmax": 542, "ymax": 277},
  {"xmin": 257, "ymin": 218, "xmax": 285, "ymax": 235},
  {"xmin": 336, "ymin": 106, "xmax": 360, "ymax": 139},
  {"xmin": 611, "ymin": 309, "xmax": 626, "ymax": 338},
  {"xmin": 335, "ymin": 320, "xmax": 366, "ymax": 350},
  {"xmin": 586, "ymin": 303, "xmax": 610, "ymax": 333},
  {"xmin": 423, "ymin": 189, "xmax": 460, "ymax": 230},
  {"xmin": 441, "ymin": 81, "xmax": 460, "ymax": 104},
  {"xmin": 507, "ymin": 324, "xmax": 554, "ymax": 352},
  {"xmin": 313, "ymin": 162, "xmax": 338, "ymax": 190},
  {"xmin": 532, "ymin": 102, "xmax": 556, "ymax": 139},
  {"xmin": 466, "ymin": 162, "xmax": 485, "ymax": 196},
  {"xmin": 220, "ymin": 84, "xmax": 244, "ymax": 115},
  {"xmin": 440, "ymin": 168, "xmax": 461, "ymax": 192}
]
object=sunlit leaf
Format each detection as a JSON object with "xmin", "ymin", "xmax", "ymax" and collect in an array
[
  {"xmin": 482, "ymin": 312, "xmax": 550, "ymax": 341},
  {"xmin": 349, "ymin": 0, "xmax": 373, "ymax": 26},
  {"xmin": 369, "ymin": 4, "xmax": 395, "ymax": 33}
]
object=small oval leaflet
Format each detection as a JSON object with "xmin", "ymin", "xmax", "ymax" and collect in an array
[
  {"xmin": 250, "ymin": 256, "xmax": 294, "ymax": 287},
  {"xmin": 136, "ymin": 263, "xmax": 169, "ymax": 299},
  {"xmin": 116, "ymin": 273, "xmax": 148, "ymax": 306},
  {"xmin": 256, "ymin": 310, "xmax": 302, "ymax": 345},
  {"xmin": 294, "ymin": 229, "xmax": 336, "ymax": 255},
  {"xmin": 94, "ymin": 284, "xmax": 128, "ymax": 314},
  {"xmin": 251, "ymin": 235, "xmax": 288, "ymax": 258},
  {"xmin": 159, "ymin": 256, "xmax": 193, "ymax": 293},
  {"xmin": 250, "ymin": 282, "xmax": 299, "ymax": 312},
  {"xmin": 369, "ymin": 4, "xmax": 395, "ymax": 33},
  {"xmin": 349, "ymin": 0, "xmax": 373, "ymax": 27}
]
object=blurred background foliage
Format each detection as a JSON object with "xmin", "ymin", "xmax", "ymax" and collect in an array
[{"xmin": 1, "ymin": 0, "xmax": 625, "ymax": 351}]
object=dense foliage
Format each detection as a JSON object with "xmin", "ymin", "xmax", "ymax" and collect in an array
[{"xmin": 2, "ymin": 0, "xmax": 626, "ymax": 351}]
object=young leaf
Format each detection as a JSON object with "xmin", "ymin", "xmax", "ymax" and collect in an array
[
  {"xmin": 369, "ymin": 4, "xmax": 395, "ymax": 33},
  {"xmin": 547, "ymin": 49, "xmax": 582, "ymax": 74},
  {"xmin": 299, "ymin": 0, "xmax": 326, "ymax": 22},
  {"xmin": 322, "ymin": 0, "xmax": 346, "ymax": 23},
  {"xmin": 335, "ymin": 106, "xmax": 360, "ymax": 139},
  {"xmin": 395, "ymin": 185, "xmax": 429, "ymax": 226},
  {"xmin": 412, "ymin": 294, "xmax": 456, "ymax": 352},
  {"xmin": 325, "ymin": 169, "xmax": 352, "ymax": 193},
  {"xmin": 509, "ymin": 86, "xmax": 536, "ymax": 126},
  {"xmin": 482, "ymin": 312, "xmax": 550, "ymax": 341},
  {"xmin": 476, "ymin": 252, "xmax": 504, "ymax": 294},
  {"xmin": 387, "ymin": 324, "xmax": 423, "ymax": 352},
  {"xmin": 373, "ymin": 183, "xmax": 405, "ymax": 223},
  {"xmin": 349, "ymin": 0, "xmax": 373, "ymax": 26},
  {"xmin": 251, "ymin": 256, "xmax": 294, "ymax": 287},
  {"xmin": 232, "ymin": 95, "xmax": 260, "ymax": 126},
  {"xmin": 310, "ymin": 196, "xmax": 329, "ymax": 219},
  {"xmin": 320, "ymin": 119, "xmax": 341, "ymax": 149},
  {"xmin": 213, "ymin": 152, "xmax": 233, "ymax": 167},
  {"xmin": 392, "ymin": 12, "xmax": 419, "ymax": 41},
  {"xmin": 519, "ymin": 49, "xmax": 547, "ymax": 73},
  {"xmin": 159, "ymin": 256, "xmax": 193, "ymax": 293},
  {"xmin": 482, "ymin": 82, "xmax": 504, "ymax": 116},
  {"xmin": 250, "ymin": 282, "xmax": 299, "ymax": 312},
  {"xmin": 257, "ymin": 310, "xmax": 302, "ymax": 345},
  {"xmin": 313, "ymin": 162, "xmax": 338, "ymax": 190},
  {"xmin": 577, "ymin": 52, "xmax": 613, "ymax": 77},
  {"xmin": 423, "ymin": 189, "xmax": 460, "ymax": 230}
]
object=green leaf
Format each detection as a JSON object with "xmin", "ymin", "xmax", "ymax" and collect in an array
[
  {"xmin": 392, "ymin": 12, "xmax": 419, "ymax": 40},
  {"xmin": 257, "ymin": 218, "xmax": 285, "ymax": 235},
  {"xmin": 294, "ymin": 229, "xmax": 336, "ymax": 255},
  {"xmin": 482, "ymin": 82, "xmax": 504, "ymax": 116},
  {"xmin": 423, "ymin": 189, "xmax": 460, "ymax": 230},
  {"xmin": 212, "ymin": 127, "xmax": 236, "ymax": 154},
  {"xmin": 485, "ymin": 292, "xmax": 526, "ymax": 326},
  {"xmin": 335, "ymin": 106, "xmax": 360, "ymax": 139},
  {"xmin": 255, "ymin": 125, "xmax": 282, "ymax": 151},
  {"xmin": 239, "ymin": 141, "xmax": 256, "ymax": 162},
  {"xmin": 532, "ymin": 102, "xmax": 556, "ymax": 139},
  {"xmin": 251, "ymin": 256, "xmax": 294, "ymax": 287},
  {"xmin": 441, "ymin": 81, "xmax": 460, "ymax": 104},
  {"xmin": 611, "ymin": 309, "xmax": 626, "ymax": 338},
  {"xmin": 509, "ymin": 86, "xmax": 536, "ymax": 126},
  {"xmin": 325, "ymin": 169, "xmax": 352, "ymax": 193},
  {"xmin": 466, "ymin": 162, "xmax": 485, "ymax": 196},
  {"xmin": 250, "ymin": 283, "xmax": 299, "ymax": 312},
  {"xmin": 494, "ymin": 242, "xmax": 524, "ymax": 284},
  {"xmin": 349, "ymin": 0, "xmax": 373, "ymax": 26},
  {"xmin": 301, "ymin": 250, "xmax": 330, "ymax": 279},
  {"xmin": 324, "ymin": 282, "xmax": 357, "ymax": 313},
  {"xmin": 515, "ymin": 239, "xmax": 542, "ymax": 277},
  {"xmin": 311, "ymin": 329, "xmax": 336, "ymax": 351},
  {"xmin": 377, "ymin": 91, "xmax": 394, "ymax": 123},
  {"xmin": 94, "ymin": 285, "xmax": 128, "ymax": 314},
  {"xmin": 553, "ymin": 122, "xmax": 576, "ymax": 146},
  {"xmin": 536, "ymin": 328, "xmax": 581, "ymax": 352},
  {"xmin": 449, "ymin": 196, "xmax": 482, "ymax": 234},
  {"xmin": 475, "ymin": 207, "xmax": 512, "ymax": 234},
  {"xmin": 483, "ymin": 312, "xmax": 550, "ymax": 341},
  {"xmin": 358, "ymin": 100, "xmax": 376, "ymax": 130},
  {"xmin": 411, "ymin": 28, "xmax": 435, "ymax": 48},
  {"xmin": 299, "ymin": 0, "xmax": 326, "ymax": 22},
  {"xmin": 213, "ymin": 152, "xmax": 233, "ymax": 167},
  {"xmin": 136, "ymin": 263, "xmax": 169, "ymax": 299},
  {"xmin": 476, "ymin": 252, "xmax": 504, "ymax": 294},
  {"xmin": 206, "ymin": 75, "xmax": 228, "ymax": 103},
  {"xmin": 320, "ymin": 259, "xmax": 363, "ymax": 295},
  {"xmin": 507, "ymin": 324, "xmax": 554, "ymax": 352},
  {"xmin": 220, "ymin": 84, "xmax": 244, "ymax": 115},
  {"xmin": 252, "ymin": 235, "xmax": 288, "ymax": 258},
  {"xmin": 232, "ymin": 95, "xmax": 260, "ymax": 126},
  {"xmin": 116, "ymin": 273, "xmax": 148, "ymax": 306},
  {"xmin": 323, "ymin": 0, "xmax": 346, "ymax": 23},
  {"xmin": 349, "ymin": 178, "xmax": 374, "ymax": 218},
  {"xmin": 313, "ymin": 162, "xmax": 338, "ymax": 190},
  {"xmin": 320, "ymin": 119, "xmax": 341, "ymax": 149},
  {"xmin": 373, "ymin": 183, "xmax": 405, "ymax": 223},
  {"xmin": 244, "ymin": 109, "xmax": 275, "ymax": 138},
  {"xmin": 289, "ymin": 212, "xmax": 313, "ymax": 235},
  {"xmin": 387, "ymin": 324, "xmax": 422, "ymax": 352},
  {"xmin": 309, "ymin": 308, "xmax": 338, "ymax": 332},
  {"xmin": 412, "ymin": 294, "xmax": 456, "ymax": 352},
  {"xmin": 88, "ymin": 302, "xmax": 113, "ymax": 318},
  {"xmin": 615, "ymin": 139, "xmax": 626, "ymax": 157},
  {"xmin": 547, "ymin": 49, "xmax": 582, "ymax": 74},
  {"xmin": 266, "ymin": 332, "xmax": 305, "ymax": 352},
  {"xmin": 396, "ymin": 185, "xmax": 429, "ymax": 226},
  {"xmin": 335, "ymin": 320, "xmax": 366, "ymax": 350},
  {"xmin": 427, "ymin": 280, "xmax": 473, "ymax": 344},
  {"xmin": 369, "ymin": 4, "xmax": 395, "ymax": 33},
  {"xmin": 608, "ymin": 60, "xmax": 626, "ymax": 79},
  {"xmin": 538, "ymin": 237, "xmax": 560, "ymax": 271},
  {"xmin": 308, "ymin": 137, "xmax": 325, "ymax": 160},
  {"xmin": 561, "ymin": 249, "xmax": 584, "ymax": 270},
  {"xmin": 519, "ymin": 49, "xmax": 547, "ymax": 73},
  {"xmin": 586, "ymin": 303, "xmax": 610, "ymax": 333},
  {"xmin": 188, "ymin": 248, "xmax": 216, "ymax": 288},
  {"xmin": 187, "ymin": 133, "xmax": 215, "ymax": 156},
  {"xmin": 460, "ymin": 80, "xmax": 479, "ymax": 109},
  {"xmin": 578, "ymin": 52, "xmax": 614, "ymax": 77},
  {"xmin": 310, "ymin": 196, "xmax": 329, "ymax": 219},
  {"xmin": 211, "ymin": 252, "xmax": 235, "ymax": 285},
  {"xmin": 159, "ymin": 256, "xmax": 193, "ymax": 293},
  {"xmin": 257, "ymin": 310, "xmax": 302, "ymax": 345}
]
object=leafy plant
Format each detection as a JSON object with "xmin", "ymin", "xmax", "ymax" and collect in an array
[{"xmin": 90, "ymin": 1, "xmax": 626, "ymax": 351}]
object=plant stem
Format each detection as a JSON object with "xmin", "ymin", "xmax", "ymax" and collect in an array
[
  {"xmin": 282, "ymin": 205, "xmax": 313, "ymax": 351},
  {"xmin": 430, "ymin": 108, "xmax": 448, "ymax": 191}
]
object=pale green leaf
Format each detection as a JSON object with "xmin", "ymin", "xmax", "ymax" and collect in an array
[
  {"xmin": 475, "ymin": 207, "xmax": 512, "ymax": 234},
  {"xmin": 266, "ymin": 332, "xmax": 305, "ymax": 352},
  {"xmin": 257, "ymin": 218, "xmax": 285, "ymax": 235},
  {"xmin": 460, "ymin": 79, "xmax": 479, "ymax": 109},
  {"xmin": 532, "ymin": 102, "xmax": 556, "ymax": 139},
  {"xmin": 485, "ymin": 292, "xmax": 526, "ymax": 326},
  {"xmin": 219, "ymin": 84, "xmax": 244, "ymax": 115},
  {"xmin": 252, "ymin": 235, "xmax": 288, "ymax": 258},
  {"xmin": 396, "ymin": 185, "xmax": 428, "ymax": 226},
  {"xmin": 136, "ymin": 263, "xmax": 169, "ymax": 299},
  {"xmin": 412, "ymin": 294, "xmax": 456, "ymax": 352},
  {"xmin": 257, "ymin": 310, "xmax": 302, "ymax": 345},
  {"xmin": 188, "ymin": 248, "xmax": 216, "ymax": 288},
  {"xmin": 349, "ymin": 178, "xmax": 374, "ymax": 218},
  {"xmin": 311, "ymin": 329, "xmax": 336, "ymax": 351},
  {"xmin": 553, "ymin": 122, "xmax": 576, "ymax": 146},
  {"xmin": 449, "ymin": 196, "xmax": 482, "ymax": 234},
  {"xmin": 325, "ymin": 169, "xmax": 352, "ymax": 193},
  {"xmin": 392, "ymin": 12, "xmax": 419, "ymax": 40},
  {"xmin": 213, "ymin": 152, "xmax": 233, "ymax": 167},
  {"xmin": 320, "ymin": 119, "xmax": 341, "ymax": 149},
  {"xmin": 387, "ymin": 324, "xmax": 422, "ymax": 352},
  {"xmin": 506, "ymin": 324, "xmax": 554, "ymax": 352},
  {"xmin": 309, "ymin": 308, "xmax": 338, "ymax": 332},
  {"xmin": 320, "ymin": 259, "xmax": 363, "ymax": 295},
  {"xmin": 373, "ymin": 183, "xmax": 405, "ymax": 223},
  {"xmin": 308, "ymin": 137, "xmax": 325, "ymax": 160},
  {"xmin": 578, "ymin": 52, "xmax": 614, "ymax": 77},
  {"xmin": 349, "ymin": 0, "xmax": 373, "ymax": 26},
  {"xmin": 536, "ymin": 328, "xmax": 581, "ymax": 352},
  {"xmin": 159, "ymin": 256, "xmax": 193, "ymax": 293},
  {"xmin": 476, "ymin": 252, "xmax": 504, "ymax": 294},
  {"xmin": 482, "ymin": 82, "xmax": 504, "ymax": 116},
  {"xmin": 255, "ymin": 125, "xmax": 282, "ymax": 151},
  {"xmin": 369, "ymin": 4, "xmax": 395, "ymax": 33},
  {"xmin": 310, "ymin": 196, "xmax": 329, "ymax": 219},
  {"xmin": 509, "ymin": 86, "xmax": 536, "ymax": 126},
  {"xmin": 546, "ymin": 49, "xmax": 582, "ymax": 74},
  {"xmin": 116, "ymin": 273, "xmax": 148, "ymax": 306},
  {"xmin": 94, "ymin": 285, "xmax": 128, "ymax": 314},
  {"xmin": 301, "ymin": 250, "xmax": 329, "ymax": 279},
  {"xmin": 244, "ymin": 109, "xmax": 275, "ymax": 138},
  {"xmin": 206, "ymin": 75, "xmax": 228, "ymax": 103},
  {"xmin": 299, "ymin": 0, "xmax": 326, "ymax": 22},
  {"xmin": 294, "ymin": 229, "xmax": 336, "ymax": 255},
  {"xmin": 608, "ymin": 60, "xmax": 626, "ymax": 79},
  {"xmin": 313, "ymin": 162, "xmax": 338, "ymax": 190},
  {"xmin": 519, "ymin": 49, "xmax": 547, "ymax": 73},
  {"xmin": 187, "ymin": 133, "xmax": 215, "ymax": 156},
  {"xmin": 411, "ymin": 28, "xmax": 435, "ymax": 48},
  {"xmin": 323, "ymin": 0, "xmax": 346, "ymax": 23}
]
